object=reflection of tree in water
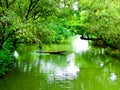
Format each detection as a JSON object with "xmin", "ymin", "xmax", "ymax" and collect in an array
[{"xmin": 74, "ymin": 44, "xmax": 119, "ymax": 89}]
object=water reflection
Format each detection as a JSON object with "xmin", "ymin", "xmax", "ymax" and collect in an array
[
  {"xmin": 39, "ymin": 53, "xmax": 80, "ymax": 82},
  {"xmin": 109, "ymin": 73, "xmax": 117, "ymax": 81},
  {"xmin": 73, "ymin": 35, "xmax": 89, "ymax": 53},
  {"xmin": 1, "ymin": 37, "xmax": 120, "ymax": 90},
  {"xmin": 100, "ymin": 62, "xmax": 104, "ymax": 68}
]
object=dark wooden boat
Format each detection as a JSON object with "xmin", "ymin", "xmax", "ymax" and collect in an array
[{"xmin": 36, "ymin": 50, "xmax": 66, "ymax": 54}]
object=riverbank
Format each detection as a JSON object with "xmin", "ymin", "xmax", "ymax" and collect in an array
[{"xmin": 90, "ymin": 40, "xmax": 120, "ymax": 58}]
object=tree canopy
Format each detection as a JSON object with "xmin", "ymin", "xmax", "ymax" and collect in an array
[{"xmin": 1, "ymin": 0, "xmax": 120, "ymax": 76}]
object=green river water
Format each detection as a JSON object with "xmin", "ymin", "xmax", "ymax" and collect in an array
[{"xmin": 0, "ymin": 36, "xmax": 120, "ymax": 90}]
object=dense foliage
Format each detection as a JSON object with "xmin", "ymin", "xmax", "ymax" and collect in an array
[
  {"xmin": 0, "ymin": 0, "xmax": 73, "ymax": 76},
  {"xmin": 0, "ymin": 0, "xmax": 120, "ymax": 76}
]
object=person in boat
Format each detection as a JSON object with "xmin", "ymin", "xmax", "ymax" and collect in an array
[
  {"xmin": 38, "ymin": 42, "xmax": 42, "ymax": 52},
  {"xmin": 39, "ymin": 45, "xmax": 42, "ymax": 50}
]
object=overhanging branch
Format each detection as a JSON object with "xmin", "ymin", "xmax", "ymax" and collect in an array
[{"xmin": 80, "ymin": 34, "xmax": 102, "ymax": 41}]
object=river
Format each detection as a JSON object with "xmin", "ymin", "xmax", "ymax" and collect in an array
[{"xmin": 0, "ymin": 35, "xmax": 120, "ymax": 90}]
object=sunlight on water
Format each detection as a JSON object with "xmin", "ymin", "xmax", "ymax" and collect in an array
[
  {"xmin": 40, "ymin": 53, "xmax": 80, "ymax": 82},
  {"xmin": 109, "ymin": 73, "xmax": 117, "ymax": 81},
  {"xmin": 73, "ymin": 35, "xmax": 89, "ymax": 53},
  {"xmin": 100, "ymin": 62, "xmax": 104, "ymax": 68}
]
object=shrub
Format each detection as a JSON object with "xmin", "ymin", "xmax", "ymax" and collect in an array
[{"xmin": 0, "ymin": 50, "xmax": 14, "ymax": 76}]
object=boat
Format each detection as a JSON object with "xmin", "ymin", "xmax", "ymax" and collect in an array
[{"xmin": 36, "ymin": 50, "xmax": 67, "ymax": 54}]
